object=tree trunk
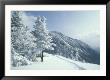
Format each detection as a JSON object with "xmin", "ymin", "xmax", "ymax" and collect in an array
[{"xmin": 41, "ymin": 51, "xmax": 43, "ymax": 62}]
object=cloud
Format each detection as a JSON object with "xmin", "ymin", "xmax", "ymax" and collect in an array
[
  {"xmin": 78, "ymin": 33, "xmax": 100, "ymax": 49},
  {"xmin": 22, "ymin": 12, "xmax": 36, "ymax": 31}
]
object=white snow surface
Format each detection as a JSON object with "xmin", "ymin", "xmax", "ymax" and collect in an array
[{"xmin": 11, "ymin": 53, "xmax": 100, "ymax": 70}]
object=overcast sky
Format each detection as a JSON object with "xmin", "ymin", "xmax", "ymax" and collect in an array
[{"xmin": 22, "ymin": 11, "xmax": 100, "ymax": 49}]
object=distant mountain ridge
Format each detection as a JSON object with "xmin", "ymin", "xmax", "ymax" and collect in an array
[{"xmin": 45, "ymin": 31, "xmax": 100, "ymax": 64}]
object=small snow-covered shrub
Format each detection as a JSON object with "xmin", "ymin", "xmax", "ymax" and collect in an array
[{"xmin": 11, "ymin": 52, "xmax": 32, "ymax": 67}]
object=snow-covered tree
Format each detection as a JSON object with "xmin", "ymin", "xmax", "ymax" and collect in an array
[
  {"xmin": 11, "ymin": 11, "xmax": 37, "ymax": 66},
  {"xmin": 32, "ymin": 16, "xmax": 54, "ymax": 62},
  {"xmin": 11, "ymin": 11, "xmax": 37, "ymax": 53},
  {"xmin": 20, "ymin": 26, "xmax": 38, "ymax": 62},
  {"xmin": 11, "ymin": 11, "xmax": 23, "ymax": 51}
]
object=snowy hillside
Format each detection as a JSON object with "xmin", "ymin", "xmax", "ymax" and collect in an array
[
  {"xmin": 11, "ymin": 11, "xmax": 100, "ymax": 69},
  {"xmin": 45, "ymin": 31, "xmax": 100, "ymax": 64},
  {"xmin": 11, "ymin": 53, "xmax": 99, "ymax": 70}
]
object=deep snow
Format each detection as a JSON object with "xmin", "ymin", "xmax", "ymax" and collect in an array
[{"xmin": 11, "ymin": 53, "xmax": 100, "ymax": 70}]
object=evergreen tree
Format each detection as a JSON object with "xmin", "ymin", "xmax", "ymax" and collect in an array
[
  {"xmin": 11, "ymin": 11, "xmax": 37, "ymax": 66},
  {"xmin": 32, "ymin": 16, "xmax": 54, "ymax": 62},
  {"xmin": 11, "ymin": 11, "xmax": 23, "ymax": 52}
]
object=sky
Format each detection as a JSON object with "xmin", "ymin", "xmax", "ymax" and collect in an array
[{"xmin": 22, "ymin": 11, "xmax": 100, "ymax": 49}]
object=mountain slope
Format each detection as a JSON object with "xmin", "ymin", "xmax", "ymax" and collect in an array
[{"xmin": 45, "ymin": 31, "xmax": 100, "ymax": 64}]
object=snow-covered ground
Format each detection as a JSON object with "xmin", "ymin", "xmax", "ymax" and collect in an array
[{"xmin": 11, "ymin": 53, "xmax": 100, "ymax": 70}]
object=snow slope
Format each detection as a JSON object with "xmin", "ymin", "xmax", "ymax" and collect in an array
[
  {"xmin": 55, "ymin": 55, "xmax": 100, "ymax": 70},
  {"xmin": 11, "ymin": 53, "xmax": 99, "ymax": 70}
]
